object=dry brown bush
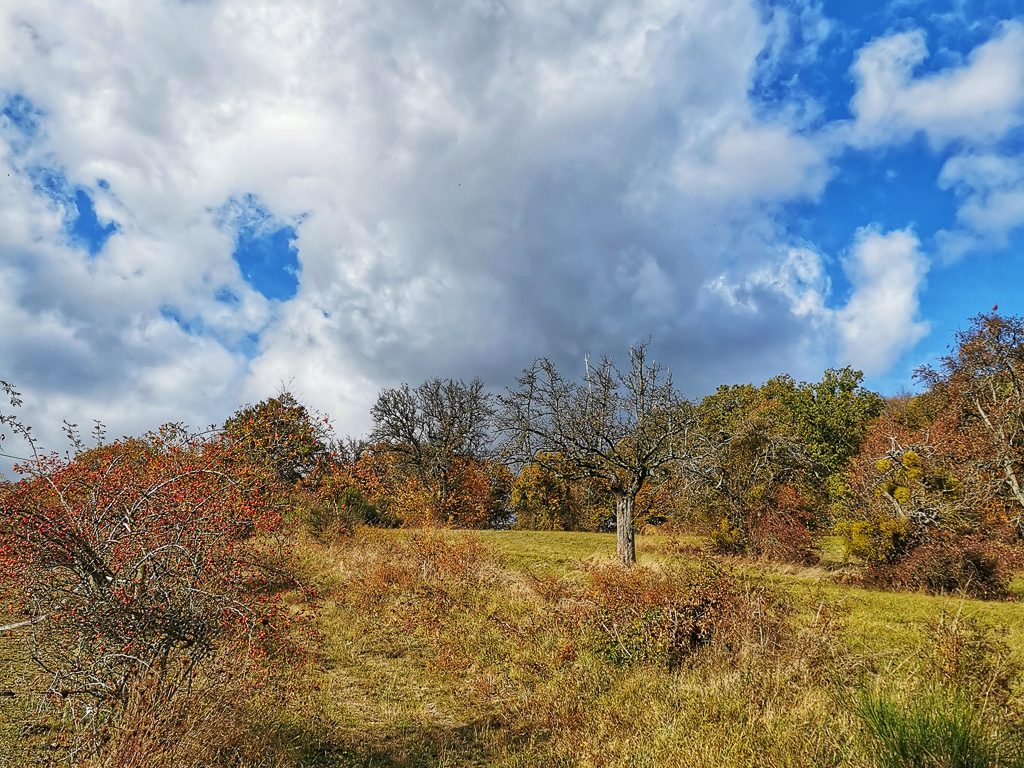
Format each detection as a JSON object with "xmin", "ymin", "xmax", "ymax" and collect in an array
[{"xmin": 860, "ymin": 535, "xmax": 1021, "ymax": 599}]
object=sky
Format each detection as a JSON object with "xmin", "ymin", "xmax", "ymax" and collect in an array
[{"xmin": 1, "ymin": 0, "xmax": 1023, "ymax": 463}]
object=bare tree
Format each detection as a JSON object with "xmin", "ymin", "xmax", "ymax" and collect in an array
[
  {"xmin": 497, "ymin": 342, "xmax": 695, "ymax": 564},
  {"xmin": 370, "ymin": 378, "xmax": 494, "ymax": 512}
]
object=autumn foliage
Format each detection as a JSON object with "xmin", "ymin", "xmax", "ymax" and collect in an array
[
  {"xmin": 509, "ymin": 456, "xmax": 615, "ymax": 532},
  {"xmin": 345, "ymin": 445, "xmax": 511, "ymax": 529},
  {"xmin": 222, "ymin": 391, "xmax": 334, "ymax": 483},
  {"xmin": 837, "ymin": 310, "xmax": 1024, "ymax": 596},
  {"xmin": 0, "ymin": 423, "xmax": 298, "ymax": 731}
]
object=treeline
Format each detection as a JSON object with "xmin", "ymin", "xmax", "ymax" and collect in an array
[
  {"xmin": 3, "ymin": 309, "xmax": 1023, "ymax": 596},
  {"xmin": 212, "ymin": 310, "xmax": 1024, "ymax": 596}
]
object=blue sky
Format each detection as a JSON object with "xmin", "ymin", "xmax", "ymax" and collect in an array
[{"xmin": 1, "ymin": 0, "xmax": 1023, "ymax": 458}]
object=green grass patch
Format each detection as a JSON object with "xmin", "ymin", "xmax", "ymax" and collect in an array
[{"xmin": 856, "ymin": 687, "xmax": 1023, "ymax": 768}]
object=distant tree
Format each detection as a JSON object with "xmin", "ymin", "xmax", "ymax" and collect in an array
[
  {"xmin": 688, "ymin": 380, "xmax": 815, "ymax": 561},
  {"xmin": 633, "ymin": 474, "xmax": 686, "ymax": 529},
  {"xmin": 447, "ymin": 456, "xmax": 513, "ymax": 529},
  {"xmin": 786, "ymin": 367, "xmax": 885, "ymax": 516},
  {"xmin": 916, "ymin": 309, "xmax": 1024, "ymax": 537},
  {"xmin": 510, "ymin": 456, "xmax": 581, "ymax": 531},
  {"xmin": 369, "ymin": 378, "xmax": 496, "ymax": 522},
  {"xmin": 497, "ymin": 342, "xmax": 694, "ymax": 565},
  {"xmin": 222, "ymin": 390, "xmax": 334, "ymax": 484},
  {"xmin": 685, "ymin": 368, "xmax": 882, "ymax": 562}
]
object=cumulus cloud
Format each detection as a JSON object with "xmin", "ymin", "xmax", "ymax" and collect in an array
[
  {"xmin": 849, "ymin": 21, "xmax": 1024, "ymax": 149},
  {"xmin": 845, "ymin": 20, "xmax": 1024, "ymax": 262},
  {"xmin": 935, "ymin": 150, "xmax": 1024, "ymax": 258},
  {"xmin": 20, "ymin": 0, "xmax": 1007, "ymax": 471},
  {"xmin": 836, "ymin": 227, "xmax": 929, "ymax": 374}
]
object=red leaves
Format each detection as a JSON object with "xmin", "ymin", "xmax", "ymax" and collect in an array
[{"xmin": 0, "ymin": 427, "xmax": 297, "ymax": 708}]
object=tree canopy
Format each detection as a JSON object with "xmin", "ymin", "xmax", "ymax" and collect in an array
[{"xmin": 498, "ymin": 342, "xmax": 694, "ymax": 564}]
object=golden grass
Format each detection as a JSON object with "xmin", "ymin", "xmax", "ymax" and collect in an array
[
  {"xmin": 271, "ymin": 528, "xmax": 1022, "ymax": 767},
  {"xmin": 3, "ymin": 528, "xmax": 1022, "ymax": 767}
]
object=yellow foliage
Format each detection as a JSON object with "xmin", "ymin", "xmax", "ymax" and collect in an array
[
  {"xmin": 836, "ymin": 515, "xmax": 911, "ymax": 563},
  {"xmin": 900, "ymin": 451, "xmax": 921, "ymax": 469}
]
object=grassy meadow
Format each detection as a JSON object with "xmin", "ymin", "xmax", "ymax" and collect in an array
[{"xmin": 2, "ymin": 528, "xmax": 1023, "ymax": 767}]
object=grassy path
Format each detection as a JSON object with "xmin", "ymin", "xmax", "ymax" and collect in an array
[{"xmin": 2, "ymin": 529, "xmax": 1022, "ymax": 767}]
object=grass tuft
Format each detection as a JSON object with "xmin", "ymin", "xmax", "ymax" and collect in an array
[{"xmin": 856, "ymin": 687, "xmax": 1023, "ymax": 768}]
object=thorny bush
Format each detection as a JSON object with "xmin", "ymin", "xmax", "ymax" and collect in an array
[
  {"xmin": 858, "ymin": 534, "xmax": 1020, "ymax": 599},
  {"xmin": 0, "ymin": 421, "xmax": 306, "ymax": 736},
  {"xmin": 584, "ymin": 558, "xmax": 794, "ymax": 668}
]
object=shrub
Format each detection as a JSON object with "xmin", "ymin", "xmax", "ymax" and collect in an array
[
  {"xmin": 748, "ymin": 508, "xmax": 818, "ymax": 565},
  {"xmin": 77, "ymin": 653, "xmax": 302, "ymax": 768},
  {"xmin": 708, "ymin": 485, "xmax": 819, "ymax": 566},
  {"xmin": 298, "ymin": 477, "xmax": 385, "ymax": 539},
  {"xmin": 584, "ymin": 558, "xmax": 790, "ymax": 668},
  {"xmin": 860, "ymin": 535, "xmax": 1015, "ymax": 599},
  {"xmin": 837, "ymin": 515, "xmax": 914, "ymax": 564},
  {"xmin": 0, "ymin": 425, "xmax": 302, "ymax": 748}
]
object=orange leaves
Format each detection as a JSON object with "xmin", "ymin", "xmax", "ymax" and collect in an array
[
  {"xmin": 834, "ymin": 311, "xmax": 1024, "ymax": 595},
  {"xmin": 321, "ymin": 447, "xmax": 509, "ymax": 529},
  {"xmin": 0, "ymin": 426, "xmax": 298, "ymax": 711},
  {"xmin": 222, "ymin": 391, "xmax": 333, "ymax": 484}
]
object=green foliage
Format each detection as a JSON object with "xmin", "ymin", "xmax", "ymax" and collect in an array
[
  {"xmin": 708, "ymin": 517, "xmax": 744, "ymax": 554},
  {"xmin": 791, "ymin": 367, "xmax": 886, "ymax": 497},
  {"xmin": 836, "ymin": 516, "xmax": 913, "ymax": 564},
  {"xmin": 688, "ymin": 367, "xmax": 881, "ymax": 561},
  {"xmin": 690, "ymin": 380, "xmax": 805, "ymax": 550}
]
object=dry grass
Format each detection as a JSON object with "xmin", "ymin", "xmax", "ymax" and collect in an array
[
  {"xmin": 2, "ymin": 528, "xmax": 1022, "ymax": 767},
  {"xmin": 273, "ymin": 528, "xmax": 1022, "ymax": 767}
]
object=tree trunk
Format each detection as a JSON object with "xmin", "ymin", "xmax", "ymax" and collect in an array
[{"xmin": 616, "ymin": 492, "xmax": 636, "ymax": 565}]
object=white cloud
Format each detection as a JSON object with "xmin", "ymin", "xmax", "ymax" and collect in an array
[
  {"xmin": 836, "ymin": 227, "xmax": 929, "ymax": 373},
  {"xmin": 936, "ymin": 150, "xmax": 1024, "ymax": 255},
  {"xmin": 849, "ymin": 21, "xmax": 1024, "ymax": 148},
  {"xmin": 0, "ymin": 0, "xmax": 848, "ymax": 460},
  {"xmin": 709, "ymin": 245, "xmax": 830, "ymax": 319},
  {"xmin": 846, "ymin": 21, "xmax": 1024, "ymax": 263},
  {"xmin": 672, "ymin": 121, "xmax": 829, "ymax": 202}
]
